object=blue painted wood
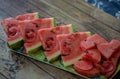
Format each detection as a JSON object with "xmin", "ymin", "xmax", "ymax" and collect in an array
[{"xmin": 85, "ymin": 0, "xmax": 120, "ymax": 19}]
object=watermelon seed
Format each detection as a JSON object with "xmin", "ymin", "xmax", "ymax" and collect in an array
[
  {"xmin": 45, "ymin": 37, "xmax": 56, "ymax": 51},
  {"xmin": 33, "ymin": 23, "xmax": 39, "ymax": 28}
]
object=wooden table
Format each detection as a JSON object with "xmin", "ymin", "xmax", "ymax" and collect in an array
[{"xmin": 0, "ymin": 0, "xmax": 120, "ymax": 79}]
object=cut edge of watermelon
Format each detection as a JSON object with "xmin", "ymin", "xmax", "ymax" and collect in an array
[
  {"xmin": 34, "ymin": 12, "xmax": 40, "ymax": 19},
  {"xmin": 46, "ymin": 51, "xmax": 61, "ymax": 62},
  {"xmin": 7, "ymin": 37, "xmax": 24, "ymax": 49},
  {"xmin": 26, "ymin": 42, "xmax": 42, "ymax": 54},
  {"xmin": 50, "ymin": 18, "xmax": 56, "ymax": 27},
  {"xmin": 8, "ymin": 37, "xmax": 23, "ymax": 45},
  {"xmin": 62, "ymin": 56, "xmax": 81, "ymax": 67}
]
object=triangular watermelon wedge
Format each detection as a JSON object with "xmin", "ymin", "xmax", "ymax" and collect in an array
[
  {"xmin": 38, "ymin": 24, "xmax": 74, "ymax": 62},
  {"xmin": 57, "ymin": 32, "xmax": 91, "ymax": 67},
  {"xmin": 1, "ymin": 18, "xmax": 24, "ymax": 49},
  {"xmin": 16, "ymin": 12, "xmax": 40, "ymax": 20}
]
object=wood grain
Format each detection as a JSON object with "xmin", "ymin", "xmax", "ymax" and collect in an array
[
  {"xmin": 63, "ymin": 0, "xmax": 120, "ymax": 32},
  {"xmin": 0, "ymin": 0, "xmax": 120, "ymax": 79}
]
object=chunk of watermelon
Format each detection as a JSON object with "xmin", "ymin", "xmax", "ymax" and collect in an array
[
  {"xmin": 97, "ymin": 39, "xmax": 120, "ymax": 59},
  {"xmin": 80, "ymin": 34, "xmax": 108, "ymax": 51},
  {"xmin": 73, "ymin": 60, "xmax": 100, "ymax": 77},
  {"xmin": 74, "ymin": 60, "xmax": 93, "ymax": 71},
  {"xmin": 104, "ymin": 49, "xmax": 120, "ymax": 78},
  {"xmin": 1, "ymin": 18, "xmax": 23, "ymax": 49},
  {"xmin": 16, "ymin": 12, "xmax": 40, "ymax": 20},
  {"xmin": 102, "ymin": 61, "xmax": 114, "ymax": 73},
  {"xmin": 19, "ymin": 21, "xmax": 41, "ymax": 53},
  {"xmin": 57, "ymin": 32, "xmax": 91, "ymax": 67},
  {"xmin": 87, "ymin": 49, "xmax": 101, "ymax": 63},
  {"xmin": 38, "ymin": 24, "xmax": 74, "ymax": 62}
]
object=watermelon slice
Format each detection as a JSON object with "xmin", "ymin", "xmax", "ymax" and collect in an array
[
  {"xmin": 97, "ymin": 39, "xmax": 120, "ymax": 59},
  {"xmin": 16, "ymin": 12, "xmax": 40, "ymax": 20},
  {"xmin": 30, "ymin": 18, "xmax": 56, "ymax": 30},
  {"xmin": 57, "ymin": 32, "xmax": 91, "ymax": 67},
  {"xmin": 73, "ymin": 60, "xmax": 100, "ymax": 77},
  {"xmin": 19, "ymin": 21, "xmax": 41, "ymax": 54},
  {"xmin": 1, "ymin": 18, "xmax": 23, "ymax": 49},
  {"xmin": 80, "ymin": 34, "xmax": 108, "ymax": 51},
  {"xmin": 38, "ymin": 24, "xmax": 74, "ymax": 62}
]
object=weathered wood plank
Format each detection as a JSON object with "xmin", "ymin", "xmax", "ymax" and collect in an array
[
  {"xmin": 0, "ymin": 73, "xmax": 8, "ymax": 79},
  {"xmin": 12, "ymin": 54, "xmax": 54, "ymax": 79},
  {"xmin": 62, "ymin": 0, "xmax": 120, "ymax": 32}
]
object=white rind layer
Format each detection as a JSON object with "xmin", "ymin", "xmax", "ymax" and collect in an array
[
  {"xmin": 63, "ymin": 56, "xmax": 81, "ymax": 67},
  {"xmin": 26, "ymin": 42, "xmax": 41, "ymax": 53},
  {"xmin": 47, "ymin": 51, "xmax": 61, "ymax": 62},
  {"xmin": 8, "ymin": 37, "xmax": 23, "ymax": 45}
]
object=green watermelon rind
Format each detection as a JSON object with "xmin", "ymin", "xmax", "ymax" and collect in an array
[
  {"xmin": 34, "ymin": 12, "xmax": 40, "ymax": 18},
  {"xmin": 26, "ymin": 43, "xmax": 42, "ymax": 54},
  {"xmin": 46, "ymin": 51, "xmax": 61, "ymax": 62},
  {"xmin": 88, "ymin": 31, "xmax": 93, "ymax": 36},
  {"xmin": 50, "ymin": 18, "xmax": 56, "ymax": 27},
  {"xmin": 8, "ymin": 37, "xmax": 24, "ymax": 49},
  {"xmin": 69, "ymin": 24, "xmax": 75, "ymax": 33}
]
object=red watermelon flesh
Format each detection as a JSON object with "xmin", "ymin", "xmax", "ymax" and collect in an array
[
  {"xmin": 16, "ymin": 12, "xmax": 40, "ymax": 20},
  {"xmin": 87, "ymin": 49, "xmax": 101, "ymax": 63},
  {"xmin": 104, "ymin": 49, "xmax": 120, "ymax": 78},
  {"xmin": 94, "ymin": 60, "xmax": 115, "ymax": 78},
  {"xmin": 1, "ymin": 18, "xmax": 23, "ymax": 49},
  {"xmin": 38, "ymin": 25, "xmax": 73, "ymax": 62},
  {"xmin": 57, "ymin": 32, "xmax": 91, "ymax": 66},
  {"xmin": 94, "ymin": 63, "xmax": 105, "ymax": 74},
  {"xmin": 81, "ymin": 49, "xmax": 101, "ymax": 63},
  {"xmin": 73, "ymin": 60, "xmax": 100, "ymax": 77},
  {"xmin": 30, "ymin": 18, "xmax": 55, "ymax": 30},
  {"xmin": 102, "ymin": 61, "xmax": 114, "ymax": 73},
  {"xmin": 19, "ymin": 21, "xmax": 39, "ymax": 43},
  {"xmin": 18, "ymin": 21, "xmax": 41, "ymax": 53},
  {"xmin": 95, "ymin": 49, "xmax": 120, "ymax": 78},
  {"xmin": 80, "ymin": 34, "xmax": 108, "ymax": 51},
  {"xmin": 1, "ymin": 18, "xmax": 19, "ymax": 37},
  {"xmin": 74, "ymin": 60, "xmax": 93, "ymax": 71},
  {"xmin": 97, "ymin": 39, "xmax": 120, "ymax": 59},
  {"xmin": 81, "ymin": 52, "xmax": 90, "ymax": 61}
]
